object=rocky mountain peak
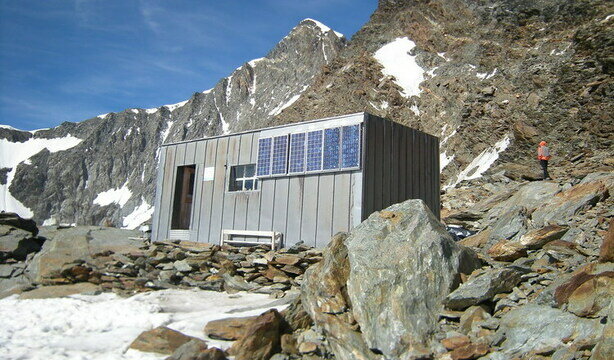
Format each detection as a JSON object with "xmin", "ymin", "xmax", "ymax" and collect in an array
[{"xmin": 1, "ymin": 19, "xmax": 345, "ymax": 227}]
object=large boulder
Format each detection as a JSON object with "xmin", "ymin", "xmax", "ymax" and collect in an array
[
  {"xmin": 302, "ymin": 200, "xmax": 482, "ymax": 359},
  {"xmin": 204, "ymin": 315, "xmax": 257, "ymax": 340}
]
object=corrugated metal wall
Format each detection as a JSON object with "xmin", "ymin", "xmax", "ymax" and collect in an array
[
  {"xmin": 152, "ymin": 112, "xmax": 440, "ymax": 247},
  {"xmin": 362, "ymin": 114, "xmax": 440, "ymax": 220},
  {"xmin": 152, "ymin": 121, "xmax": 363, "ymax": 247}
]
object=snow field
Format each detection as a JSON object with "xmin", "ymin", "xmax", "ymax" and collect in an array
[
  {"xmin": 0, "ymin": 289, "xmax": 288, "ymax": 360},
  {"xmin": 374, "ymin": 37, "xmax": 425, "ymax": 98}
]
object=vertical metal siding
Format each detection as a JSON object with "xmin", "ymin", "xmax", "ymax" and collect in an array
[
  {"xmin": 316, "ymin": 174, "xmax": 335, "ymax": 245},
  {"xmin": 208, "ymin": 137, "xmax": 229, "ymax": 243},
  {"xmin": 284, "ymin": 177, "xmax": 303, "ymax": 244},
  {"xmin": 190, "ymin": 141, "xmax": 207, "ymax": 242},
  {"xmin": 332, "ymin": 173, "xmax": 351, "ymax": 236},
  {"xmin": 151, "ymin": 147, "xmax": 167, "ymax": 242},
  {"xmin": 245, "ymin": 133, "xmax": 262, "ymax": 232},
  {"xmin": 300, "ymin": 176, "xmax": 319, "ymax": 245},
  {"xmin": 158, "ymin": 146, "xmax": 177, "ymax": 240},
  {"xmin": 196, "ymin": 139, "xmax": 218, "ymax": 242},
  {"xmin": 221, "ymin": 136, "xmax": 240, "ymax": 234}
]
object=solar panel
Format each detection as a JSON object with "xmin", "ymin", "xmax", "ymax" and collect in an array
[
  {"xmin": 271, "ymin": 135, "xmax": 288, "ymax": 175},
  {"xmin": 306, "ymin": 130, "xmax": 323, "ymax": 171},
  {"xmin": 342, "ymin": 124, "xmax": 360, "ymax": 168},
  {"xmin": 256, "ymin": 138, "xmax": 272, "ymax": 176},
  {"xmin": 289, "ymin": 133, "xmax": 306, "ymax": 173},
  {"xmin": 323, "ymin": 128, "xmax": 340, "ymax": 170}
]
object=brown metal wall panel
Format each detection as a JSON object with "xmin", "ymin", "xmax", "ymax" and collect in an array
[
  {"xmin": 362, "ymin": 117, "xmax": 375, "ymax": 220},
  {"xmin": 284, "ymin": 177, "xmax": 303, "ymax": 245},
  {"xmin": 316, "ymin": 173, "xmax": 335, "ymax": 246},
  {"xmin": 300, "ymin": 176, "xmax": 319, "ymax": 246},
  {"xmin": 152, "ymin": 147, "xmax": 167, "ymax": 241},
  {"xmin": 332, "ymin": 173, "xmax": 351, "ymax": 236},
  {"xmin": 208, "ymin": 137, "xmax": 229, "ymax": 244},
  {"xmin": 246, "ymin": 133, "xmax": 262, "ymax": 232},
  {"xmin": 398, "ymin": 124, "xmax": 408, "ymax": 202}
]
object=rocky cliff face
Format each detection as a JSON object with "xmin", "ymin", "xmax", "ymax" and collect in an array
[
  {"xmin": 0, "ymin": 19, "xmax": 345, "ymax": 227},
  {"xmin": 272, "ymin": 0, "xmax": 613, "ymax": 186}
]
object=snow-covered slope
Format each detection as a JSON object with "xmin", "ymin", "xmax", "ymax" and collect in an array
[{"xmin": 0, "ymin": 289, "xmax": 288, "ymax": 359}]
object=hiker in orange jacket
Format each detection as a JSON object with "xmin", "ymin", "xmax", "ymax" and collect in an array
[{"xmin": 537, "ymin": 141, "xmax": 551, "ymax": 180}]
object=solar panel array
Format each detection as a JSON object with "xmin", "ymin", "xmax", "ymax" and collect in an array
[
  {"xmin": 256, "ymin": 124, "xmax": 360, "ymax": 177},
  {"xmin": 341, "ymin": 125, "xmax": 360, "ymax": 168},
  {"xmin": 306, "ymin": 130, "xmax": 323, "ymax": 171},
  {"xmin": 271, "ymin": 136, "xmax": 289, "ymax": 175},
  {"xmin": 256, "ymin": 138, "xmax": 272, "ymax": 176},
  {"xmin": 323, "ymin": 128, "xmax": 341, "ymax": 170},
  {"xmin": 289, "ymin": 133, "xmax": 306, "ymax": 173}
]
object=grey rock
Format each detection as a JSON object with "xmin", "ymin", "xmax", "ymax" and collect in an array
[
  {"xmin": 495, "ymin": 304, "xmax": 603, "ymax": 357},
  {"xmin": 302, "ymin": 200, "xmax": 481, "ymax": 360},
  {"xmin": 445, "ymin": 266, "xmax": 529, "ymax": 310},
  {"xmin": 0, "ymin": 264, "xmax": 15, "ymax": 278},
  {"xmin": 173, "ymin": 260, "xmax": 192, "ymax": 272},
  {"xmin": 488, "ymin": 206, "xmax": 529, "ymax": 243}
]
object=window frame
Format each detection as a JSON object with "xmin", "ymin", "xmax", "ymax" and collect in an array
[{"xmin": 227, "ymin": 164, "xmax": 259, "ymax": 192}]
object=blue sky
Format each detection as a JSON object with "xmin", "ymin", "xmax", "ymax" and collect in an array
[{"xmin": 0, "ymin": 0, "xmax": 376, "ymax": 131}]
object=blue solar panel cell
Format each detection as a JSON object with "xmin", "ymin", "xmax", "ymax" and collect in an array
[
  {"xmin": 342, "ymin": 125, "xmax": 360, "ymax": 168},
  {"xmin": 306, "ymin": 130, "xmax": 323, "ymax": 172},
  {"xmin": 271, "ymin": 135, "xmax": 288, "ymax": 175},
  {"xmin": 256, "ymin": 138, "xmax": 272, "ymax": 176},
  {"xmin": 323, "ymin": 128, "xmax": 340, "ymax": 170},
  {"xmin": 289, "ymin": 133, "xmax": 306, "ymax": 173}
]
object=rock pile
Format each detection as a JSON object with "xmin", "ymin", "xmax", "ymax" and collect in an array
[
  {"xmin": 52, "ymin": 239, "xmax": 322, "ymax": 298},
  {"xmin": 1, "ymin": 222, "xmax": 323, "ymax": 300}
]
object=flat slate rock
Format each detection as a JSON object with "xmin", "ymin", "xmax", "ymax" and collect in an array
[{"xmin": 19, "ymin": 282, "xmax": 100, "ymax": 299}]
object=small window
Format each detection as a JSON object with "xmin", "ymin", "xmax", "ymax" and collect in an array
[{"xmin": 229, "ymin": 164, "xmax": 258, "ymax": 192}]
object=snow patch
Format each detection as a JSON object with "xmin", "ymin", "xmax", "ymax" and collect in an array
[
  {"xmin": 145, "ymin": 108, "xmax": 158, "ymax": 115},
  {"xmin": 202, "ymin": 88, "xmax": 213, "ymax": 94},
  {"xmin": 302, "ymin": 18, "xmax": 344, "ymax": 38},
  {"xmin": 374, "ymin": 37, "xmax": 425, "ymax": 98},
  {"xmin": 129, "ymin": 109, "xmax": 139, "ymax": 114},
  {"xmin": 163, "ymin": 100, "xmax": 188, "ymax": 112},
  {"xmin": 605, "ymin": 14, "xmax": 613, "ymax": 21},
  {"xmin": 380, "ymin": 101, "xmax": 389, "ymax": 110},
  {"xmin": 426, "ymin": 66, "xmax": 439, "ymax": 77},
  {"xmin": 410, "ymin": 104, "xmax": 420, "ymax": 116},
  {"xmin": 0, "ymin": 289, "xmax": 287, "ymax": 359},
  {"xmin": 477, "ymin": 68, "xmax": 497, "ymax": 80},
  {"xmin": 0, "ymin": 124, "xmax": 20, "ymax": 131},
  {"xmin": 437, "ymin": 52, "xmax": 450, "ymax": 61},
  {"xmin": 446, "ymin": 135, "xmax": 511, "ymax": 189},
  {"xmin": 268, "ymin": 85, "xmax": 308, "ymax": 116},
  {"xmin": 93, "ymin": 182, "xmax": 132, "ymax": 208},
  {"xmin": 0, "ymin": 134, "xmax": 82, "ymax": 217},
  {"xmin": 248, "ymin": 58, "xmax": 264, "ymax": 67},
  {"xmin": 161, "ymin": 120, "xmax": 174, "ymax": 143},
  {"xmin": 122, "ymin": 198, "xmax": 154, "ymax": 230},
  {"xmin": 440, "ymin": 152, "xmax": 455, "ymax": 171}
]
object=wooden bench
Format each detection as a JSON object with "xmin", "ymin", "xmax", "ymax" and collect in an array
[{"xmin": 220, "ymin": 230, "xmax": 282, "ymax": 250}]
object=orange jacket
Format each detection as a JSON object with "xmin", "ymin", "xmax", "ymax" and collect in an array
[{"xmin": 537, "ymin": 141, "xmax": 551, "ymax": 160}]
